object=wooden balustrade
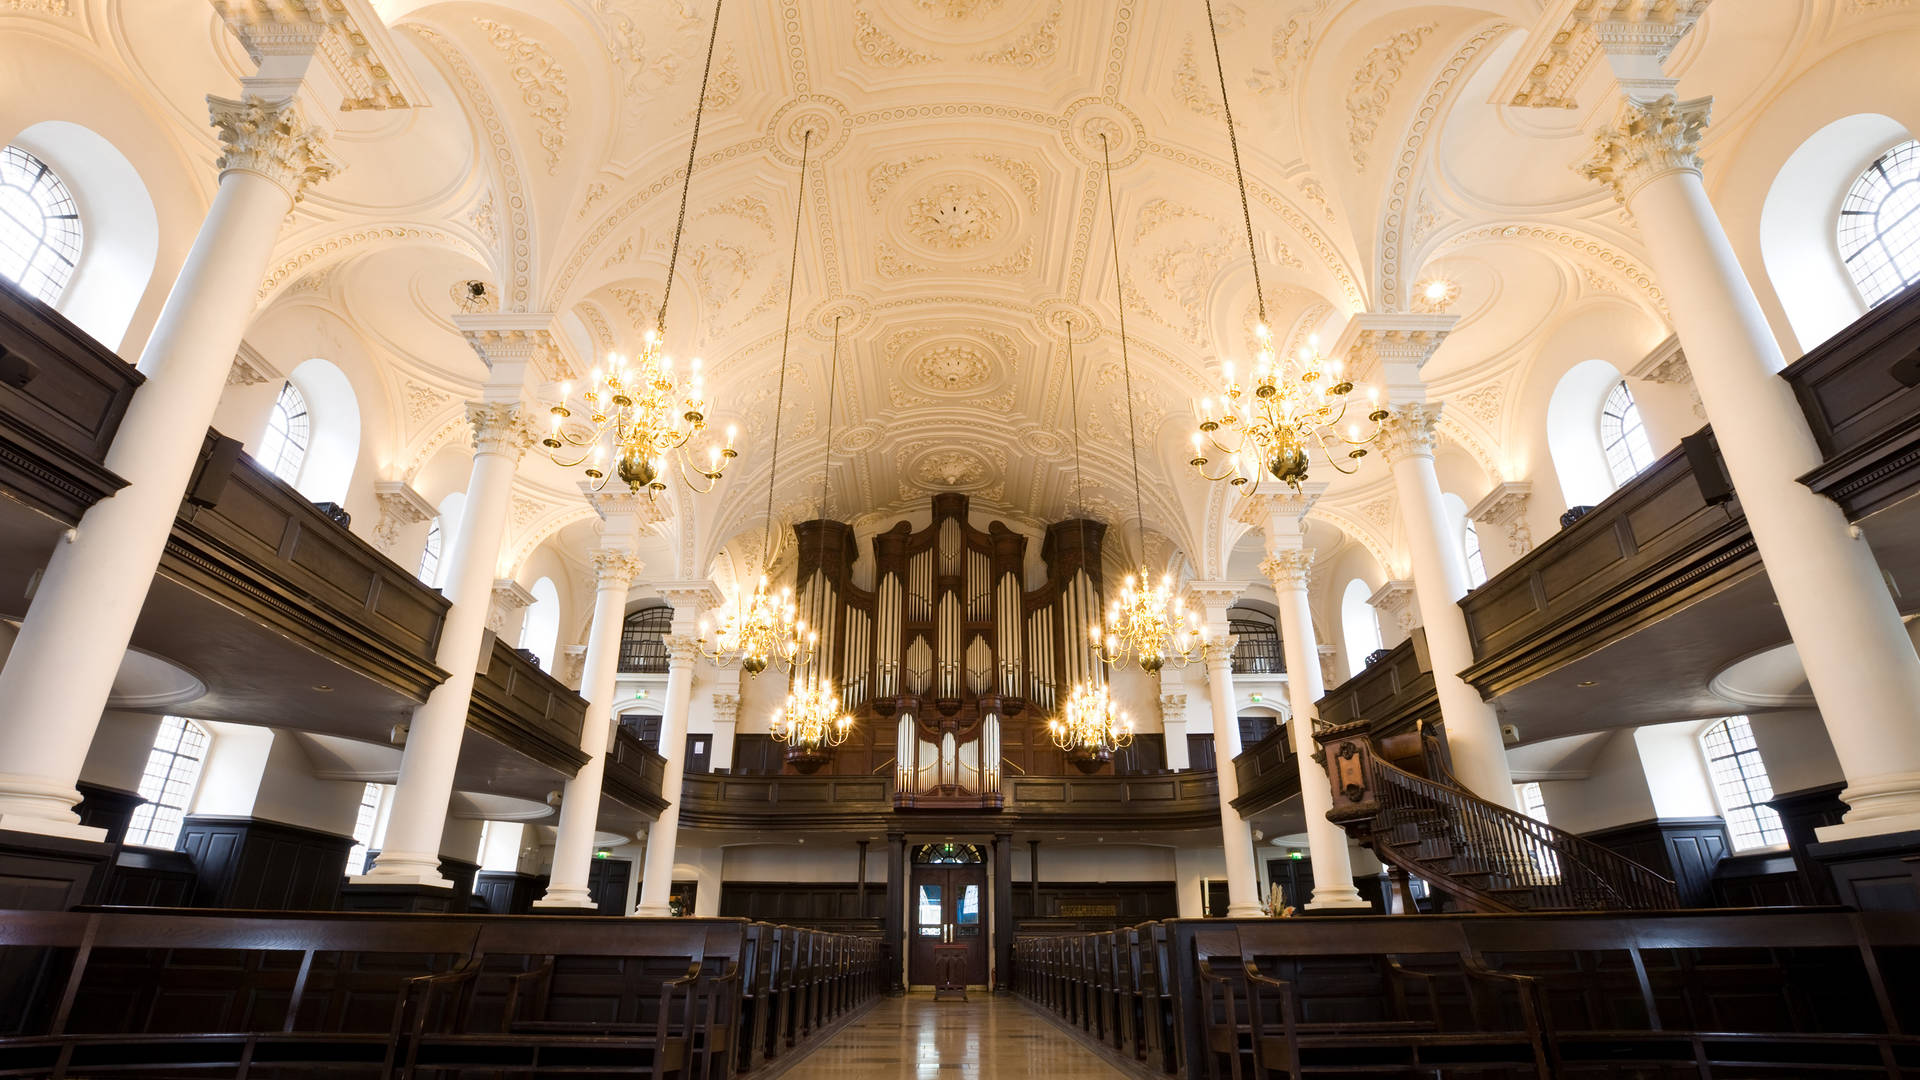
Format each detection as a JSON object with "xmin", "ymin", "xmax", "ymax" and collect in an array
[
  {"xmin": 1229, "ymin": 726, "xmax": 1301, "ymax": 815},
  {"xmin": 603, "ymin": 725, "xmax": 670, "ymax": 815},
  {"xmin": 677, "ymin": 769, "xmax": 1221, "ymax": 831},
  {"xmin": 1786, "ymin": 281, "xmax": 1920, "ymax": 518}
]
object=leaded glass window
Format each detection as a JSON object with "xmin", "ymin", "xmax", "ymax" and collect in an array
[
  {"xmin": 0, "ymin": 144, "xmax": 82, "ymax": 304},
  {"xmin": 1840, "ymin": 140, "xmax": 1920, "ymax": 307}
]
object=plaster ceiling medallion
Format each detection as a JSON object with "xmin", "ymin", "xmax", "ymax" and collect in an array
[
  {"xmin": 1019, "ymin": 428, "xmax": 1067, "ymax": 458},
  {"xmin": 911, "ymin": 446, "xmax": 995, "ymax": 489},
  {"xmin": 833, "ymin": 422, "xmax": 884, "ymax": 453},
  {"xmin": 912, "ymin": 343, "xmax": 994, "ymax": 390},
  {"xmin": 806, "ymin": 296, "xmax": 873, "ymax": 339},
  {"xmin": 766, "ymin": 96, "xmax": 853, "ymax": 164},
  {"xmin": 905, "ymin": 181, "xmax": 1004, "ymax": 250},
  {"xmin": 1035, "ymin": 298, "xmax": 1104, "ymax": 343},
  {"xmin": 1061, "ymin": 98, "xmax": 1146, "ymax": 167}
]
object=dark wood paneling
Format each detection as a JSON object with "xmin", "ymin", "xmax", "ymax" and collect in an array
[
  {"xmin": 1231, "ymin": 725, "xmax": 1300, "ymax": 815},
  {"xmin": 0, "ymin": 279, "xmax": 141, "ymax": 523},
  {"xmin": 718, "ymin": 882, "xmax": 884, "ymax": 927},
  {"xmin": 1770, "ymin": 783, "xmax": 1849, "ymax": 906},
  {"xmin": 1186, "ymin": 733, "xmax": 1216, "ymax": 772},
  {"xmin": 586, "ymin": 856, "xmax": 629, "ymax": 914},
  {"xmin": 73, "ymin": 783, "xmax": 144, "ymax": 846},
  {"xmin": 1713, "ymin": 852, "xmax": 1813, "ymax": 907},
  {"xmin": 176, "ymin": 816, "xmax": 354, "ymax": 911},
  {"xmin": 163, "ymin": 440, "xmax": 450, "ymax": 703},
  {"xmin": 1808, "ymin": 828, "xmax": 1920, "ymax": 911},
  {"xmin": 1581, "ymin": 818, "xmax": 1731, "ymax": 908},
  {"xmin": 1784, "ymin": 282, "xmax": 1920, "ymax": 517},
  {"xmin": 99, "ymin": 848, "xmax": 197, "ymax": 907},
  {"xmin": 602, "ymin": 725, "xmax": 668, "ymax": 815},
  {"xmin": 472, "ymin": 870, "xmax": 544, "ymax": 915},
  {"xmin": 1314, "ymin": 638, "xmax": 1439, "ymax": 738},
  {"xmin": 1009, "ymin": 881, "xmax": 1178, "ymax": 930},
  {"xmin": 1458, "ymin": 432, "xmax": 1759, "ymax": 700},
  {"xmin": 466, "ymin": 636, "xmax": 590, "ymax": 777},
  {"xmin": 0, "ymin": 831, "xmax": 113, "ymax": 910}
]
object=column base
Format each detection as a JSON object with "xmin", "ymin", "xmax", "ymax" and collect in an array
[
  {"xmin": 1816, "ymin": 775, "xmax": 1920, "ymax": 843},
  {"xmin": 1303, "ymin": 891, "xmax": 1373, "ymax": 913},
  {"xmin": 352, "ymin": 850, "xmax": 454, "ymax": 892},
  {"xmin": 532, "ymin": 887, "xmax": 597, "ymax": 913},
  {"xmin": 1224, "ymin": 902, "xmax": 1266, "ymax": 918},
  {"xmin": 634, "ymin": 902, "xmax": 672, "ymax": 917},
  {"xmin": 531, "ymin": 903, "xmax": 602, "ymax": 916},
  {"xmin": 337, "ymin": 881, "xmax": 458, "ymax": 913},
  {"xmin": 0, "ymin": 777, "xmax": 108, "ymax": 843}
]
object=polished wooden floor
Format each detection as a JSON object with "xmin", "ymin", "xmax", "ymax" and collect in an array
[{"xmin": 777, "ymin": 993, "xmax": 1134, "ymax": 1078}]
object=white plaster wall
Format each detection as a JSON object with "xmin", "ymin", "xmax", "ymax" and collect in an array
[
  {"xmin": 79, "ymin": 709, "xmax": 165, "ymax": 793},
  {"xmin": 1536, "ymin": 729, "xmax": 1658, "ymax": 835},
  {"xmin": 1746, "ymin": 708, "xmax": 1847, "ymax": 797},
  {"xmin": 721, "ymin": 842, "xmax": 882, "ymax": 883},
  {"xmin": 191, "ymin": 724, "xmax": 361, "ymax": 837},
  {"xmin": 1632, "ymin": 722, "xmax": 1722, "ymax": 820}
]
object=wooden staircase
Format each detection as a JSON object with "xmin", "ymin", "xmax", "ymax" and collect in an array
[{"xmin": 1315, "ymin": 722, "xmax": 1679, "ymax": 913}]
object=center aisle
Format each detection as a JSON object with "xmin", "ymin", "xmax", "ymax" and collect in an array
[{"xmin": 775, "ymin": 992, "xmax": 1136, "ymax": 1079}]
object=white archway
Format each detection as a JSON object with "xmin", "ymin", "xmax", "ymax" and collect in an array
[
  {"xmin": 282, "ymin": 358, "xmax": 361, "ymax": 505},
  {"xmin": 1547, "ymin": 358, "xmax": 1628, "ymax": 508},
  {"xmin": 1340, "ymin": 578, "xmax": 1381, "ymax": 673},
  {"xmin": 521, "ymin": 577, "xmax": 561, "ymax": 673}
]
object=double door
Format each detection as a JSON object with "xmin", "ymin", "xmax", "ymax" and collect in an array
[{"xmin": 908, "ymin": 863, "xmax": 988, "ymax": 987}]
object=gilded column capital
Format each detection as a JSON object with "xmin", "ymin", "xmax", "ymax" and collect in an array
[
  {"xmin": 1579, "ymin": 94, "xmax": 1713, "ymax": 205},
  {"xmin": 590, "ymin": 548, "xmax": 644, "ymax": 590},
  {"xmin": 207, "ymin": 94, "xmax": 340, "ymax": 203},
  {"xmin": 1261, "ymin": 550, "xmax": 1315, "ymax": 593},
  {"xmin": 1377, "ymin": 402, "xmax": 1443, "ymax": 464},
  {"xmin": 467, "ymin": 401, "xmax": 539, "ymax": 460}
]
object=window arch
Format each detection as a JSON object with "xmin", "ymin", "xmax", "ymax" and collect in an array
[
  {"xmin": 1462, "ymin": 518, "xmax": 1488, "ymax": 588},
  {"xmin": 621, "ymin": 606, "xmax": 673, "ymax": 673},
  {"xmin": 257, "ymin": 381, "xmax": 310, "ymax": 486},
  {"xmin": 126, "ymin": 716, "xmax": 210, "ymax": 850},
  {"xmin": 1228, "ymin": 609, "xmax": 1283, "ymax": 675},
  {"xmin": 0, "ymin": 144, "xmax": 82, "ymax": 305},
  {"xmin": 1840, "ymin": 139, "xmax": 1920, "ymax": 308},
  {"xmin": 1600, "ymin": 380, "xmax": 1656, "ymax": 487},
  {"xmin": 417, "ymin": 517, "xmax": 444, "ymax": 586},
  {"xmin": 1701, "ymin": 716, "xmax": 1787, "ymax": 851},
  {"xmin": 520, "ymin": 576, "xmax": 561, "ymax": 672},
  {"xmin": 282, "ymin": 358, "xmax": 361, "ymax": 504},
  {"xmin": 1341, "ymin": 578, "xmax": 1382, "ymax": 674}
]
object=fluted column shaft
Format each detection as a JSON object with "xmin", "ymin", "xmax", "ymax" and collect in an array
[
  {"xmin": 1584, "ymin": 94, "xmax": 1920, "ymax": 840},
  {"xmin": 636, "ymin": 637, "xmax": 697, "ymax": 916},
  {"xmin": 359, "ymin": 405, "xmax": 533, "ymax": 886},
  {"xmin": 536, "ymin": 548, "xmax": 641, "ymax": 910},
  {"xmin": 1381, "ymin": 406, "xmax": 1517, "ymax": 808},
  {"xmin": 0, "ymin": 95, "xmax": 337, "ymax": 839},
  {"xmin": 1261, "ymin": 550, "xmax": 1368, "ymax": 910}
]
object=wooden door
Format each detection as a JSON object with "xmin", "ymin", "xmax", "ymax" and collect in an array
[{"xmin": 908, "ymin": 863, "xmax": 988, "ymax": 987}]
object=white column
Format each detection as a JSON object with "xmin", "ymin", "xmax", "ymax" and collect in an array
[
  {"xmin": 0, "ymin": 94, "xmax": 338, "ymax": 839},
  {"xmin": 1583, "ymin": 93, "xmax": 1920, "ymax": 840},
  {"xmin": 708, "ymin": 689, "xmax": 740, "ymax": 771},
  {"xmin": 636, "ymin": 634, "xmax": 700, "ymax": 915},
  {"xmin": 535, "ymin": 545, "xmax": 642, "ymax": 910},
  {"xmin": 1381, "ymin": 405, "xmax": 1517, "ymax": 808},
  {"xmin": 356, "ymin": 401, "xmax": 534, "ymax": 887},
  {"xmin": 1158, "ymin": 670, "xmax": 1191, "ymax": 770},
  {"xmin": 1191, "ymin": 582, "xmax": 1264, "ymax": 918},
  {"xmin": 1246, "ymin": 491, "xmax": 1368, "ymax": 910}
]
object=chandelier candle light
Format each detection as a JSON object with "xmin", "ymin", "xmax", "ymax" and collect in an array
[
  {"xmin": 772, "ymin": 316, "xmax": 856, "ymax": 773},
  {"xmin": 1088, "ymin": 133, "xmax": 1209, "ymax": 674},
  {"xmin": 1049, "ymin": 681, "xmax": 1133, "ymax": 774},
  {"xmin": 1186, "ymin": 0, "xmax": 1389, "ymax": 494},
  {"xmin": 697, "ymin": 125, "xmax": 820, "ymax": 678},
  {"xmin": 542, "ymin": 0, "xmax": 738, "ymax": 495}
]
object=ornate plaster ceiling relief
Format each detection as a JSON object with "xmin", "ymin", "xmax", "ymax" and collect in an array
[
  {"xmin": 1347, "ymin": 24, "xmax": 1434, "ymax": 172},
  {"xmin": 766, "ymin": 96, "xmax": 854, "ymax": 164},
  {"xmin": 913, "ymin": 344, "xmax": 994, "ymax": 391},
  {"xmin": 853, "ymin": 7, "xmax": 940, "ymax": 67},
  {"xmin": 1019, "ymin": 428, "xmax": 1066, "ymax": 457},
  {"xmin": 404, "ymin": 380, "xmax": 457, "ymax": 427},
  {"xmin": 602, "ymin": 236, "xmax": 634, "ymax": 268},
  {"xmin": 877, "ymin": 240, "xmax": 933, "ymax": 279},
  {"xmin": 1455, "ymin": 381, "xmax": 1505, "ymax": 426},
  {"xmin": 975, "ymin": 153, "xmax": 1040, "ymax": 210},
  {"xmin": 1134, "ymin": 198, "xmax": 1211, "ymax": 241},
  {"xmin": 686, "ymin": 239, "xmax": 760, "ymax": 308},
  {"xmin": 834, "ymin": 423, "xmax": 884, "ymax": 453},
  {"xmin": 468, "ymin": 196, "xmax": 498, "ymax": 245},
  {"xmin": 1298, "ymin": 176, "xmax": 1335, "ymax": 222},
  {"xmin": 3, "ymin": 0, "xmax": 70, "ymax": 13},
  {"xmin": 1268, "ymin": 1, "xmax": 1331, "ymax": 95},
  {"xmin": 916, "ymin": 0, "xmax": 1003, "ymax": 18},
  {"xmin": 1147, "ymin": 239, "xmax": 1235, "ymax": 344},
  {"xmin": 971, "ymin": 0, "xmax": 1062, "ymax": 67},
  {"xmin": 578, "ymin": 183, "xmax": 607, "ymax": 218},
  {"xmin": 1174, "ymin": 38, "xmax": 1224, "ymax": 119},
  {"xmin": 906, "ymin": 182, "xmax": 1003, "ymax": 249},
  {"xmin": 867, "ymin": 155, "xmax": 940, "ymax": 209},
  {"xmin": 474, "ymin": 18, "xmax": 570, "ymax": 174},
  {"xmin": 1062, "ymin": 99, "xmax": 1145, "ymax": 167}
]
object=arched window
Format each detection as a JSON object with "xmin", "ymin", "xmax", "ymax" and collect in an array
[
  {"xmin": 1600, "ymin": 380, "xmax": 1656, "ymax": 487},
  {"xmin": 1701, "ymin": 716, "xmax": 1787, "ymax": 851},
  {"xmin": 1462, "ymin": 519, "xmax": 1488, "ymax": 588},
  {"xmin": 417, "ymin": 517, "xmax": 444, "ymax": 585},
  {"xmin": 1228, "ymin": 610, "xmax": 1283, "ymax": 675},
  {"xmin": 346, "ymin": 782, "xmax": 383, "ymax": 876},
  {"xmin": 1839, "ymin": 139, "xmax": 1920, "ymax": 307},
  {"xmin": 520, "ymin": 576, "xmax": 561, "ymax": 672},
  {"xmin": 621, "ymin": 606, "xmax": 673, "ymax": 673},
  {"xmin": 125, "ymin": 716, "xmax": 210, "ymax": 850},
  {"xmin": 257, "ymin": 381, "xmax": 310, "ymax": 485},
  {"xmin": 0, "ymin": 144, "xmax": 82, "ymax": 305},
  {"xmin": 1341, "ymin": 578, "xmax": 1382, "ymax": 674}
]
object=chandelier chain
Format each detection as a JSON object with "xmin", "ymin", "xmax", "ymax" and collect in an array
[
  {"xmin": 657, "ymin": 0, "xmax": 726, "ymax": 335},
  {"xmin": 818, "ymin": 316, "xmax": 841, "ymax": 523},
  {"xmin": 761, "ymin": 128, "xmax": 812, "ymax": 567},
  {"xmin": 1099, "ymin": 134, "xmax": 1148, "ymax": 557},
  {"xmin": 1204, "ymin": 0, "xmax": 1265, "ymax": 325}
]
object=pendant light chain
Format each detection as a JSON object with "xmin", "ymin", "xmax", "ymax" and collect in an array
[
  {"xmin": 1099, "ymin": 134, "xmax": 1148, "ymax": 556},
  {"xmin": 760, "ymin": 128, "xmax": 812, "ymax": 567},
  {"xmin": 817, "ymin": 315, "xmax": 841, "ymax": 523},
  {"xmin": 656, "ymin": 0, "xmax": 726, "ymax": 335},
  {"xmin": 1203, "ymin": 0, "xmax": 1265, "ymax": 326}
]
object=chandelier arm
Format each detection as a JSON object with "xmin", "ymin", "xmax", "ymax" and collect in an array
[
  {"xmin": 759, "ymin": 128, "xmax": 812, "ymax": 580},
  {"xmin": 655, "ymin": 0, "xmax": 726, "ymax": 336},
  {"xmin": 1099, "ymin": 134, "xmax": 1149, "ymax": 564},
  {"xmin": 1204, "ymin": 0, "xmax": 1265, "ymax": 326}
]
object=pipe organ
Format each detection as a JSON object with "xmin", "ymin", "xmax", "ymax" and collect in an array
[{"xmin": 790, "ymin": 493, "xmax": 1107, "ymax": 803}]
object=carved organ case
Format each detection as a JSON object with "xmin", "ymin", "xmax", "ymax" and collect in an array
[{"xmin": 790, "ymin": 493, "xmax": 1108, "ymax": 799}]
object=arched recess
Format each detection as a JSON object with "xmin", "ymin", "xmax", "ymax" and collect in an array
[
  {"xmin": 1340, "ymin": 578, "xmax": 1383, "ymax": 675},
  {"xmin": 1546, "ymin": 358, "xmax": 1627, "ymax": 509},
  {"xmin": 521, "ymin": 577, "xmax": 561, "ymax": 673},
  {"xmin": 1761, "ymin": 113, "xmax": 1914, "ymax": 352},
  {"xmin": 7, "ymin": 120, "xmax": 157, "ymax": 350},
  {"xmin": 280, "ymin": 358, "xmax": 362, "ymax": 505}
]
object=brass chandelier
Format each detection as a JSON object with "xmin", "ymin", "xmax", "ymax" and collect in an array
[
  {"xmin": 774, "ymin": 318, "xmax": 856, "ymax": 774},
  {"xmin": 543, "ymin": 0, "xmax": 738, "ymax": 496},
  {"xmin": 1048, "ymin": 682, "xmax": 1133, "ymax": 774},
  {"xmin": 1185, "ymin": 0, "xmax": 1387, "ymax": 494},
  {"xmin": 1088, "ymin": 133, "xmax": 1210, "ymax": 675},
  {"xmin": 696, "ymin": 125, "xmax": 819, "ymax": 678}
]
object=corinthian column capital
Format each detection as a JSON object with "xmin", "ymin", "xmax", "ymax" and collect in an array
[
  {"xmin": 1261, "ymin": 550, "xmax": 1315, "ymax": 594},
  {"xmin": 467, "ymin": 401, "xmax": 539, "ymax": 460},
  {"xmin": 591, "ymin": 548, "xmax": 645, "ymax": 590},
  {"xmin": 665, "ymin": 634, "xmax": 701, "ymax": 665},
  {"xmin": 1377, "ymin": 402, "xmax": 1443, "ymax": 464},
  {"xmin": 207, "ymin": 94, "xmax": 340, "ymax": 203},
  {"xmin": 1579, "ymin": 94, "xmax": 1713, "ymax": 205}
]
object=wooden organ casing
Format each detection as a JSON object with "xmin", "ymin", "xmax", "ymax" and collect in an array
[{"xmin": 785, "ymin": 493, "xmax": 1109, "ymax": 795}]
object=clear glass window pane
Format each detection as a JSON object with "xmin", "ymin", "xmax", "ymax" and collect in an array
[
  {"xmin": 1463, "ymin": 520, "xmax": 1488, "ymax": 587},
  {"xmin": 1600, "ymin": 380, "xmax": 1657, "ymax": 488},
  {"xmin": 916, "ymin": 884, "xmax": 942, "ymax": 927},
  {"xmin": 417, "ymin": 518, "xmax": 443, "ymax": 586},
  {"xmin": 0, "ymin": 145, "xmax": 82, "ymax": 305},
  {"xmin": 1840, "ymin": 140, "xmax": 1920, "ymax": 307},
  {"xmin": 125, "ymin": 716, "xmax": 209, "ymax": 850},
  {"xmin": 257, "ymin": 381, "xmax": 310, "ymax": 485},
  {"xmin": 1701, "ymin": 716, "xmax": 1787, "ymax": 852},
  {"xmin": 957, "ymin": 884, "xmax": 980, "ymax": 925}
]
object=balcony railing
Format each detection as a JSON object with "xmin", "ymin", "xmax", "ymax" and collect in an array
[
  {"xmin": 676, "ymin": 769, "xmax": 1221, "ymax": 831},
  {"xmin": 467, "ymin": 636, "xmax": 589, "ymax": 777},
  {"xmin": 602, "ymin": 726, "xmax": 669, "ymax": 816}
]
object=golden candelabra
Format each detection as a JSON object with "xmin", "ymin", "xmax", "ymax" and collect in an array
[
  {"xmin": 1189, "ymin": 325, "xmax": 1389, "ymax": 493},
  {"xmin": 543, "ymin": 331, "xmax": 738, "ymax": 495},
  {"xmin": 698, "ymin": 576, "xmax": 811, "ymax": 676},
  {"xmin": 1092, "ymin": 569, "xmax": 1208, "ymax": 674},
  {"xmin": 773, "ymin": 675, "xmax": 853, "ymax": 774},
  {"xmin": 1048, "ymin": 682, "xmax": 1132, "ymax": 773}
]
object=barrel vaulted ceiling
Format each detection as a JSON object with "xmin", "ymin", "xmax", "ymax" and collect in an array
[{"xmin": 2, "ymin": 0, "xmax": 1868, "ymax": 583}]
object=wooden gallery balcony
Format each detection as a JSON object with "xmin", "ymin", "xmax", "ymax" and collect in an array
[{"xmin": 677, "ymin": 769, "xmax": 1222, "ymax": 832}]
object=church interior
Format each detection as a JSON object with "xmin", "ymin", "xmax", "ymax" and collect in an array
[{"xmin": 2, "ymin": 0, "xmax": 1920, "ymax": 1075}]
